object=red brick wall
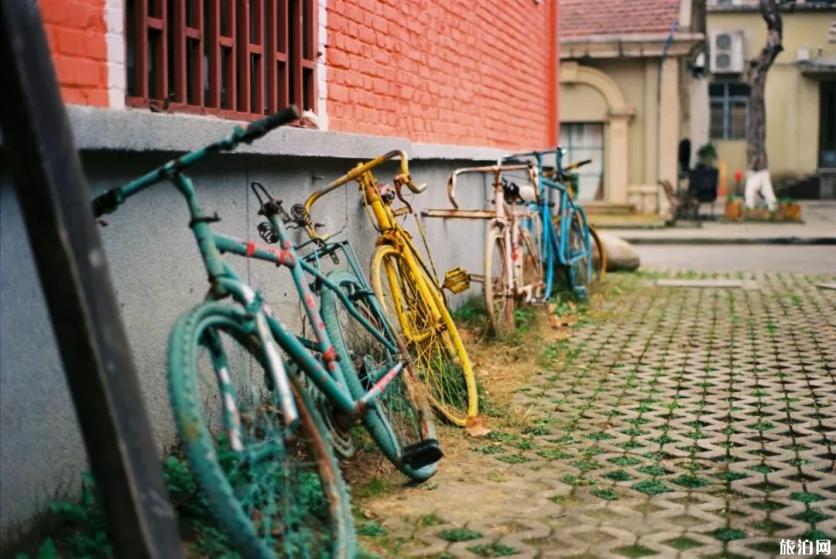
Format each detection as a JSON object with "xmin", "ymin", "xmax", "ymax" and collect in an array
[
  {"xmin": 326, "ymin": 0, "xmax": 558, "ymax": 149},
  {"xmin": 39, "ymin": 0, "xmax": 109, "ymax": 106}
]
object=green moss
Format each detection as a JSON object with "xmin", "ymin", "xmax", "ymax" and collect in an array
[
  {"xmin": 418, "ymin": 513, "xmax": 445, "ymax": 527},
  {"xmin": 467, "ymin": 542, "xmax": 519, "ymax": 557},
  {"xmin": 793, "ymin": 509, "xmax": 830, "ymax": 524},
  {"xmin": 715, "ymin": 471, "xmax": 748, "ymax": 482},
  {"xmin": 609, "ymin": 456, "xmax": 641, "ymax": 466},
  {"xmin": 632, "ymin": 480, "xmax": 672, "ymax": 495},
  {"xmin": 591, "ymin": 487, "xmax": 619, "ymax": 501},
  {"xmin": 791, "ymin": 492, "xmax": 824, "ymax": 504},
  {"xmin": 662, "ymin": 536, "xmax": 704, "ymax": 550},
  {"xmin": 613, "ymin": 544, "xmax": 658, "ymax": 558},
  {"xmin": 673, "ymin": 475, "xmax": 710, "ymax": 488},
  {"xmin": 496, "ymin": 454, "xmax": 530, "ymax": 465},
  {"xmin": 537, "ymin": 448, "xmax": 572, "ymax": 460},
  {"xmin": 358, "ymin": 521, "xmax": 386, "ymax": 537},
  {"xmin": 438, "ymin": 527, "xmax": 482, "ymax": 542},
  {"xmin": 605, "ymin": 470, "xmax": 633, "ymax": 482},
  {"xmin": 710, "ymin": 528, "xmax": 747, "ymax": 542}
]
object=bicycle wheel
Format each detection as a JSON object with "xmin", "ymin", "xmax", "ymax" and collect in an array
[
  {"xmin": 484, "ymin": 225, "xmax": 514, "ymax": 335},
  {"xmin": 519, "ymin": 226, "xmax": 544, "ymax": 301},
  {"xmin": 168, "ymin": 302, "xmax": 354, "ymax": 559},
  {"xmin": 565, "ymin": 210, "xmax": 592, "ymax": 300},
  {"xmin": 371, "ymin": 244, "xmax": 478, "ymax": 426},
  {"xmin": 589, "ymin": 225, "xmax": 607, "ymax": 281},
  {"xmin": 320, "ymin": 270, "xmax": 441, "ymax": 481}
]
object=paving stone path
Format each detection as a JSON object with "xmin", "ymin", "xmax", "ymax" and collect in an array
[{"xmin": 358, "ymin": 272, "xmax": 836, "ymax": 559}]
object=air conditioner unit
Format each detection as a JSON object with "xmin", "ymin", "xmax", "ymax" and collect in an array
[{"xmin": 710, "ymin": 30, "xmax": 745, "ymax": 74}]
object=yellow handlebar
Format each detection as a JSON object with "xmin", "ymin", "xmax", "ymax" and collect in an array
[{"xmin": 301, "ymin": 150, "xmax": 424, "ymax": 241}]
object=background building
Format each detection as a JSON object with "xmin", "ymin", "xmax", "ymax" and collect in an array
[
  {"xmin": 558, "ymin": 0, "xmax": 704, "ymax": 215},
  {"xmin": 706, "ymin": 0, "xmax": 836, "ymax": 199},
  {"xmin": 0, "ymin": 0, "xmax": 560, "ymax": 539}
]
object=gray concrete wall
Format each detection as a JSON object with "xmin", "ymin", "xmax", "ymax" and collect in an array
[{"xmin": 0, "ymin": 146, "xmax": 494, "ymax": 540}]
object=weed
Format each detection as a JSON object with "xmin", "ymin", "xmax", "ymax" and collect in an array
[
  {"xmin": 438, "ymin": 527, "xmax": 482, "ymax": 542},
  {"xmin": 358, "ymin": 521, "xmax": 386, "ymax": 537},
  {"xmin": 418, "ymin": 513, "xmax": 445, "ymax": 527},
  {"xmin": 468, "ymin": 542, "xmax": 519, "ymax": 557}
]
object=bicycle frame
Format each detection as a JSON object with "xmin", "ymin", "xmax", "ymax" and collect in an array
[
  {"xmin": 92, "ymin": 123, "xmax": 406, "ymax": 446},
  {"xmin": 301, "ymin": 151, "xmax": 449, "ymax": 344}
]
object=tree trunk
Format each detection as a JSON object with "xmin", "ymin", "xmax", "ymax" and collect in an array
[{"xmin": 746, "ymin": 0, "xmax": 784, "ymax": 172}]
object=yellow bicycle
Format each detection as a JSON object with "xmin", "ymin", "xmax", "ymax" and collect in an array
[{"xmin": 299, "ymin": 151, "xmax": 479, "ymax": 426}]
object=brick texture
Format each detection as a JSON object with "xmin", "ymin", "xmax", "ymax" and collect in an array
[
  {"xmin": 326, "ymin": 0, "xmax": 558, "ymax": 149},
  {"xmin": 39, "ymin": 0, "xmax": 109, "ymax": 106}
]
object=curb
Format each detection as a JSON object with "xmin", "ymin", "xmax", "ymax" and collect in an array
[{"xmin": 620, "ymin": 236, "xmax": 836, "ymax": 245}]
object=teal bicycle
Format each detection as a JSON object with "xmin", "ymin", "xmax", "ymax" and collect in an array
[
  {"xmin": 502, "ymin": 148, "xmax": 596, "ymax": 300},
  {"xmin": 92, "ymin": 107, "xmax": 440, "ymax": 559}
]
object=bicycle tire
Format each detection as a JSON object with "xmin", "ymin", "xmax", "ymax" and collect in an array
[
  {"xmin": 565, "ymin": 210, "xmax": 592, "ymax": 300},
  {"xmin": 589, "ymin": 225, "xmax": 607, "ymax": 281},
  {"xmin": 484, "ymin": 225, "xmax": 514, "ymax": 335},
  {"xmin": 519, "ymin": 226, "xmax": 544, "ymax": 301},
  {"xmin": 319, "ymin": 270, "xmax": 439, "ymax": 481},
  {"xmin": 370, "ymin": 244, "xmax": 478, "ymax": 426},
  {"xmin": 168, "ymin": 302, "xmax": 355, "ymax": 559}
]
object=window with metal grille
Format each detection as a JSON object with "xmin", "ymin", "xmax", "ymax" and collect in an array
[
  {"xmin": 126, "ymin": 0, "xmax": 317, "ymax": 119},
  {"xmin": 709, "ymin": 82, "xmax": 749, "ymax": 140}
]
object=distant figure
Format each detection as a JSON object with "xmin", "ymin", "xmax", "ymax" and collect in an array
[{"xmin": 744, "ymin": 168, "xmax": 777, "ymax": 211}]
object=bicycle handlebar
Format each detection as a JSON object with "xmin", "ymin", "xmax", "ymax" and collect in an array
[
  {"xmin": 301, "ymin": 150, "xmax": 424, "ymax": 241},
  {"xmin": 446, "ymin": 163, "xmax": 535, "ymax": 209},
  {"xmin": 92, "ymin": 105, "xmax": 300, "ymax": 217},
  {"xmin": 239, "ymin": 106, "xmax": 300, "ymax": 144},
  {"xmin": 563, "ymin": 159, "xmax": 592, "ymax": 172}
]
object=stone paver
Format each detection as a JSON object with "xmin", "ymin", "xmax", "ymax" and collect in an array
[{"xmin": 359, "ymin": 272, "xmax": 836, "ymax": 559}]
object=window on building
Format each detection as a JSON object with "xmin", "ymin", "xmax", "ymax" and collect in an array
[
  {"xmin": 709, "ymin": 82, "xmax": 750, "ymax": 140},
  {"xmin": 560, "ymin": 123, "xmax": 605, "ymax": 201},
  {"xmin": 126, "ymin": 0, "xmax": 317, "ymax": 119}
]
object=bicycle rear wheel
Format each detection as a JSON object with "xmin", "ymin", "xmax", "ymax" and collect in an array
[
  {"xmin": 320, "ymin": 270, "xmax": 440, "ymax": 481},
  {"xmin": 589, "ymin": 225, "xmax": 607, "ymax": 281},
  {"xmin": 484, "ymin": 225, "xmax": 514, "ymax": 335},
  {"xmin": 371, "ymin": 244, "xmax": 478, "ymax": 426},
  {"xmin": 168, "ymin": 302, "xmax": 354, "ymax": 559},
  {"xmin": 565, "ymin": 210, "xmax": 592, "ymax": 300}
]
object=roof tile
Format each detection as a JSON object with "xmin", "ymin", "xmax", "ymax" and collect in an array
[{"xmin": 560, "ymin": 0, "xmax": 681, "ymax": 38}]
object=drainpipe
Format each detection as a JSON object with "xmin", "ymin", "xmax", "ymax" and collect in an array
[
  {"xmin": 549, "ymin": 0, "xmax": 560, "ymax": 147},
  {"xmin": 656, "ymin": 20, "xmax": 679, "ymax": 213}
]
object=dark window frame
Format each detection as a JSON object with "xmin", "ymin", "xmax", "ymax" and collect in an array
[
  {"xmin": 126, "ymin": 0, "xmax": 317, "ymax": 120},
  {"xmin": 709, "ymin": 81, "xmax": 750, "ymax": 140}
]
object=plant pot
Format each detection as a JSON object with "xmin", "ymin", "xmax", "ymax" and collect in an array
[
  {"xmin": 725, "ymin": 199, "xmax": 743, "ymax": 221},
  {"xmin": 781, "ymin": 201, "xmax": 802, "ymax": 221}
]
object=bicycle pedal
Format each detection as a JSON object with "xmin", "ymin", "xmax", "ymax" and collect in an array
[{"xmin": 402, "ymin": 439, "xmax": 444, "ymax": 470}]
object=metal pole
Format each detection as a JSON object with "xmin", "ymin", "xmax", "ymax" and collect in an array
[{"xmin": 0, "ymin": 3, "xmax": 183, "ymax": 557}]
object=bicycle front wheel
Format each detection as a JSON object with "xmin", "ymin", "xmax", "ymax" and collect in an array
[
  {"xmin": 484, "ymin": 225, "xmax": 514, "ymax": 335},
  {"xmin": 168, "ymin": 302, "xmax": 354, "ymax": 559},
  {"xmin": 320, "ymin": 270, "xmax": 440, "ymax": 481},
  {"xmin": 371, "ymin": 244, "xmax": 478, "ymax": 426}
]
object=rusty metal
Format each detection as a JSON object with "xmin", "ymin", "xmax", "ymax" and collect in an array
[
  {"xmin": 128, "ymin": 0, "xmax": 316, "ymax": 117},
  {"xmin": 446, "ymin": 163, "xmax": 537, "ymax": 209},
  {"xmin": 421, "ymin": 208, "xmax": 497, "ymax": 220},
  {"xmin": 442, "ymin": 268, "xmax": 471, "ymax": 294}
]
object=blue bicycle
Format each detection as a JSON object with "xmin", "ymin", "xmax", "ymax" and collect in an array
[{"xmin": 502, "ymin": 148, "xmax": 597, "ymax": 301}]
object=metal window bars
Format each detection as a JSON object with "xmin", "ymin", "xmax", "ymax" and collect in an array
[{"xmin": 127, "ymin": 0, "xmax": 317, "ymax": 119}]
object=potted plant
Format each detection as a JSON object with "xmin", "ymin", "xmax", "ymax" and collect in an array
[
  {"xmin": 724, "ymin": 169, "xmax": 744, "ymax": 220},
  {"xmin": 776, "ymin": 197, "xmax": 802, "ymax": 222},
  {"xmin": 689, "ymin": 144, "xmax": 719, "ymax": 217}
]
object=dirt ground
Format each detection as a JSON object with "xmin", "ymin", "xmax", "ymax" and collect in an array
[{"xmin": 349, "ymin": 271, "xmax": 836, "ymax": 559}]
